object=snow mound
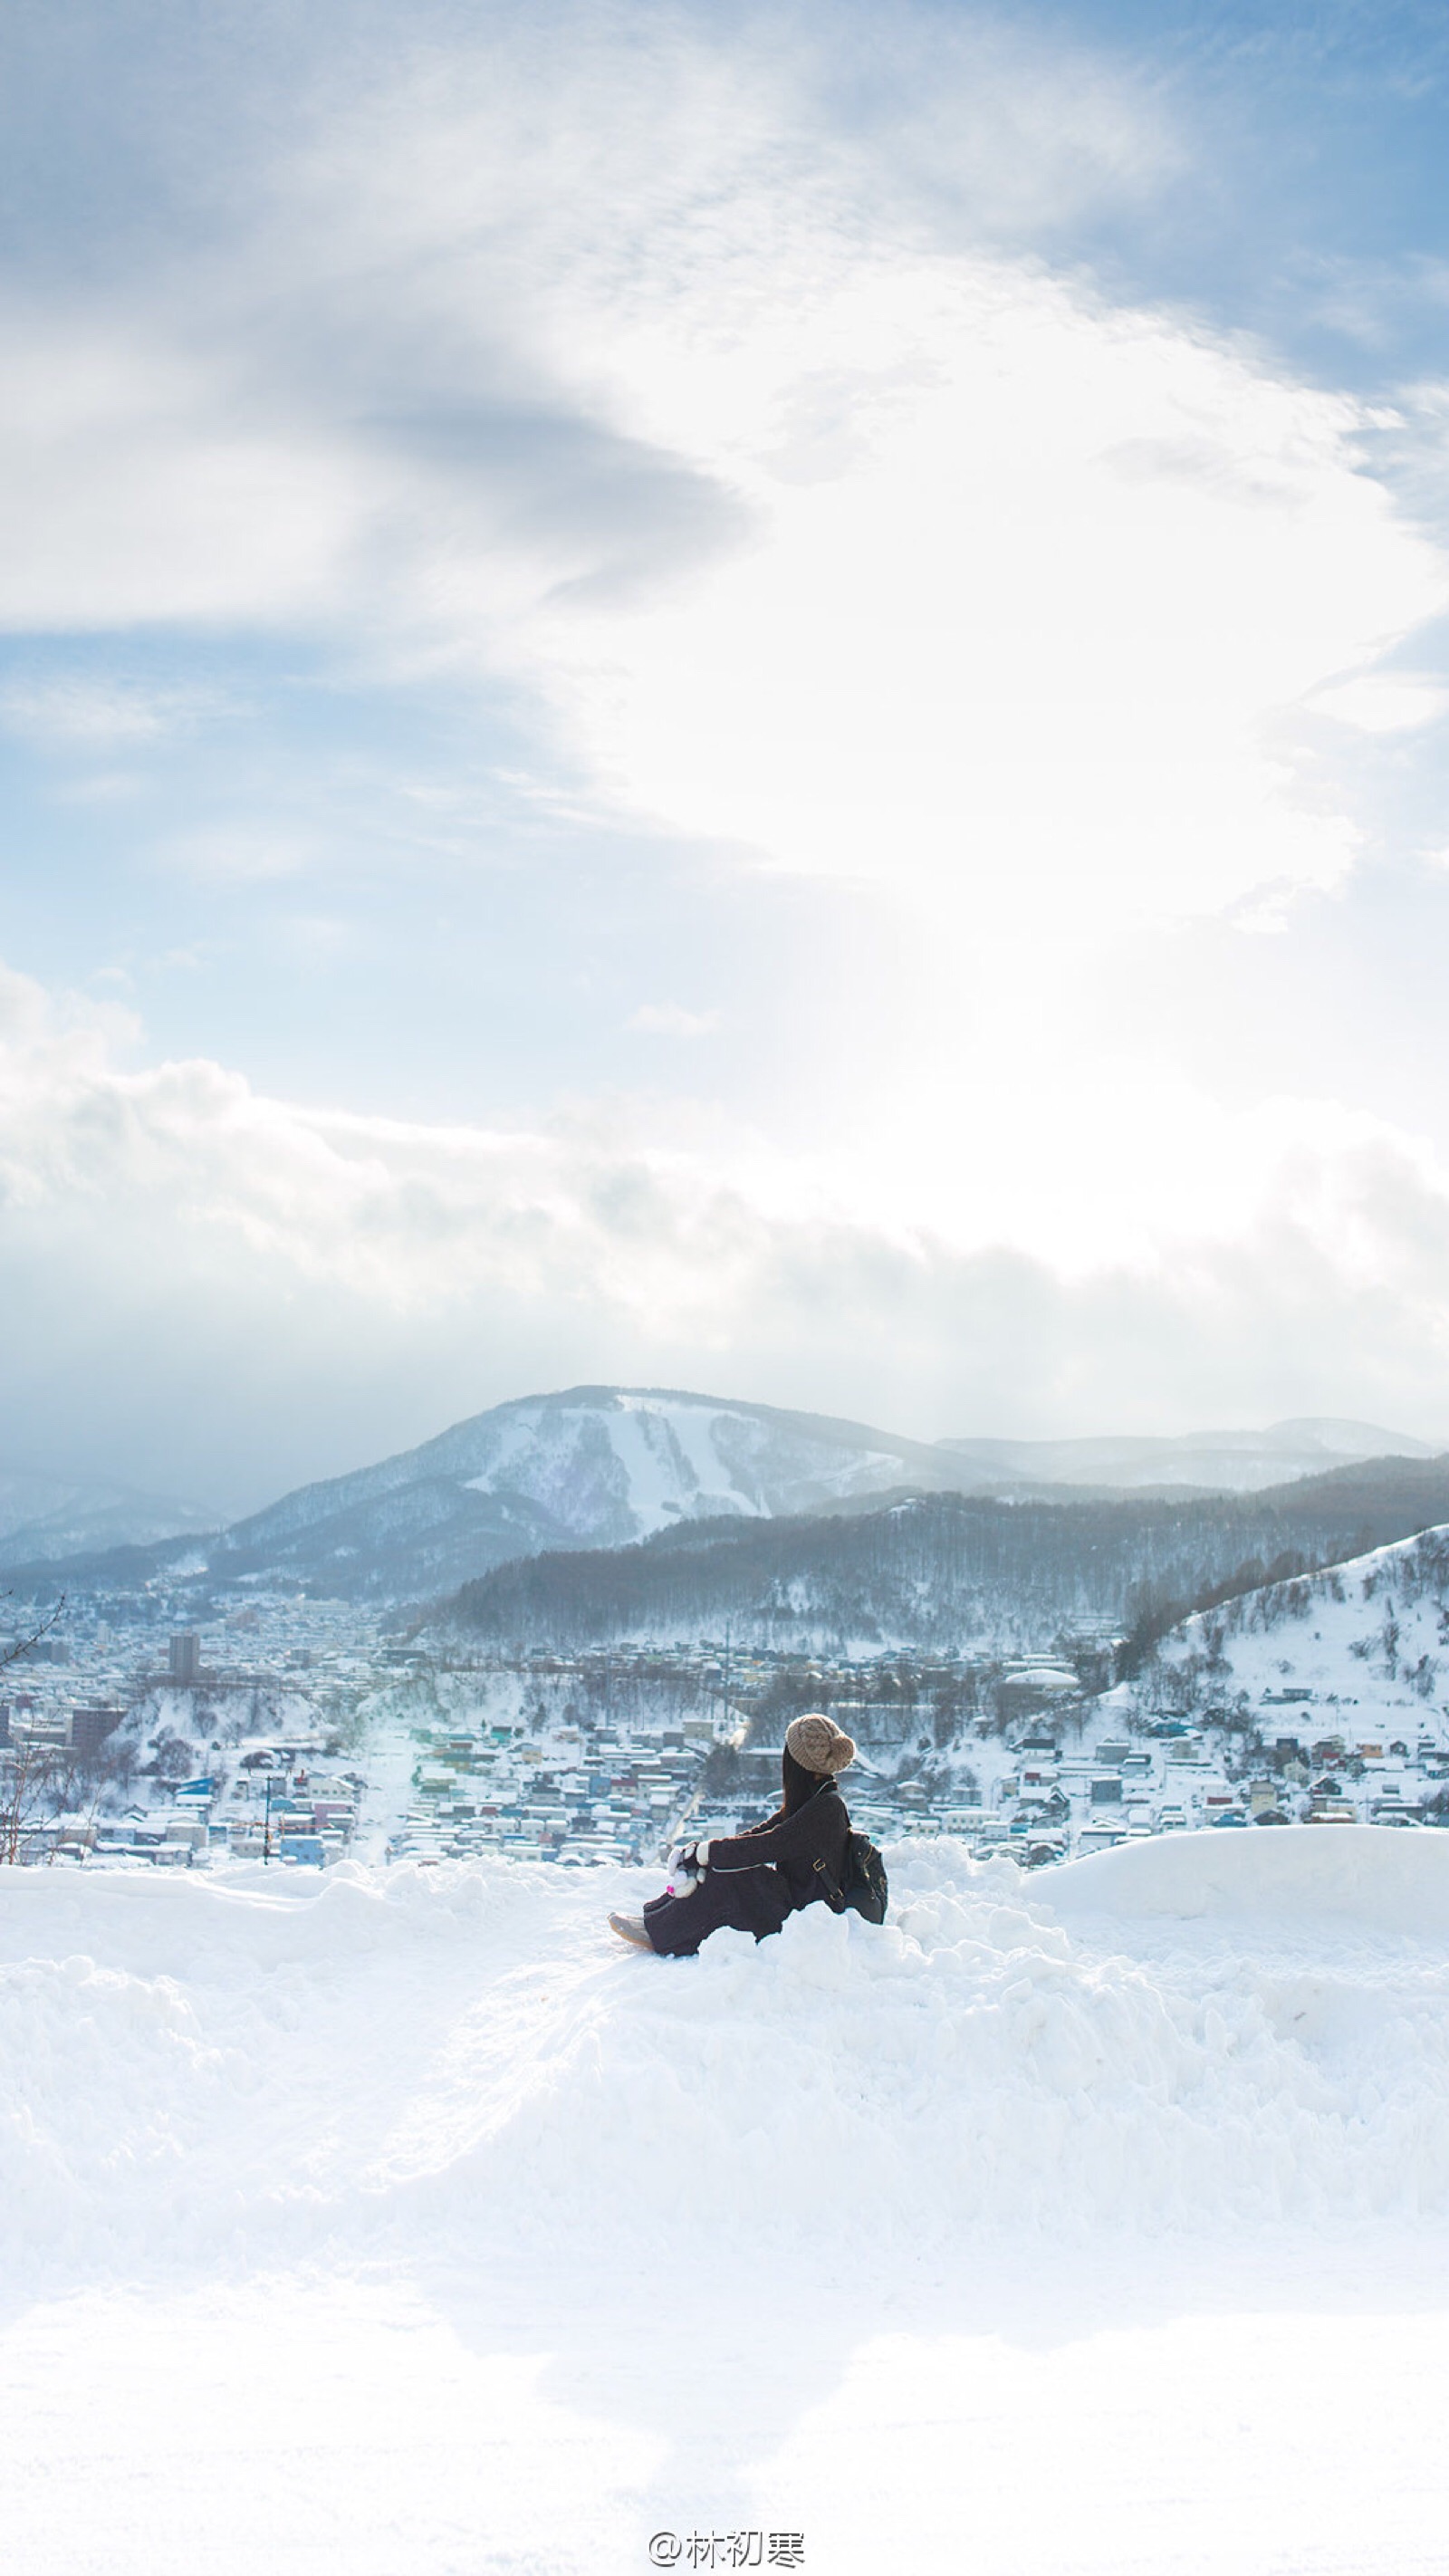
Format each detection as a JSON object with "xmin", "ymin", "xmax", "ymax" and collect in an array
[
  {"xmin": 1043, "ymin": 1821, "xmax": 1449, "ymax": 1936},
  {"xmin": 4, "ymin": 1832, "xmax": 1449, "ymax": 2305}
]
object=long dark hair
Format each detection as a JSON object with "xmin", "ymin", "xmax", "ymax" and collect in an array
[{"xmin": 781, "ymin": 1745, "xmax": 832, "ymax": 1815}]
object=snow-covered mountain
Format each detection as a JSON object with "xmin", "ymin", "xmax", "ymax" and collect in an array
[
  {"xmin": 1114, "ymin": 1521, "xmax": 1449, "ymax": 1735},
  {"xmin": 202, "ymin": 1386, "xmax": 976, "ymax": 1596},
  {"xmin": 936, "ymin": 1416, "xmax": 1434, "ymax": 1493},
  {"xmin": 0, "ymin": 1467, "xmax": 219, "ymax": 1569},
  {"xmin": 15, "ymin": 1391, "xmax": 1444, "ymax": 1606}
]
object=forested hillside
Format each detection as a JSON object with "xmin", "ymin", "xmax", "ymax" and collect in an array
[{"xmin": 445, "ymin": 1456, "xmax": 1449, "ymax": 1652}]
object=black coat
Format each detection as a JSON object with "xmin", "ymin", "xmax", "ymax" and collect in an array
[{"xmin": 643, "ymin": 1778, "xmax": 851, "ymax": 1956}]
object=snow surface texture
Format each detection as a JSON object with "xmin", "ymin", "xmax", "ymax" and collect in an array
[{"xmin": 5, "ymin": 1831, "xmax": 1449, "ymax": 2571}]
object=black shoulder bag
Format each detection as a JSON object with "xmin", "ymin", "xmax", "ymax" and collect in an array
[{"xmin": 812, "ymin": 1831, "xmax": 888, "ymax": 1926}]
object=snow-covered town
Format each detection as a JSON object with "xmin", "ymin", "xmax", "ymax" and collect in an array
[
  {"xmin": 0, "ymin": 1592, "xmax": 389, "ymax": 1867},
  {"xmin": 9, "ymin": 1525, "xmax": 1449, "ymax": 1875}
]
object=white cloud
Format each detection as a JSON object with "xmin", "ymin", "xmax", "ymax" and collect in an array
[
  {"xmin": 0, "ymin": 676, "xmax": 214, "ymax": 748},
  {"xmin": 251, "ymin": 18, "xmax": 1447, "ymax": 944},
  {"xmin": 522, "ymin": 260, "xmax": 1443, "ymax": 936},
  {"xmin": 0, "ymin": 303, "xmax": 369, "ymax": 630},
  {"xmin": 158, "ymin": 827, "xmax": 320, "ymax": 884},
  {"xmin": 626, "ymin": 1003, "xmax": 722, "ymax": 1036},
  {"xmin": 1310, "ymin": 673, "xmax": 1448, "ymax": 733},
  {"xmin": 5, "ymin": 965, "xmax": 1449, "ymax": 1499},
  {"xmin": 0, "ymin": 4, "xmax": 1435, "ymax": 961}
]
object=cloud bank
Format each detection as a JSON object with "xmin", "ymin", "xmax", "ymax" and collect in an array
[
  {"xmin": 4, "ymin": 2, "xmax": 1449, "ymax": 1497},
  {"xmin": 4, "ymin": 966, "xmax": 1448, "ymax": 1506}
]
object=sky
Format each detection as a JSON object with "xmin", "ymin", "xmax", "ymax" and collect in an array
[{"xmin": 6, "ymin": 0, "xmax": 1449, "ymax": 1513}]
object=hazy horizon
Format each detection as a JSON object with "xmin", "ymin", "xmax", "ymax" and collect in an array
[
  {"xmin": 6, "ymin": 1, "xmax": 1449, "ymax": 1506},
  {"xmin": 9, "ymin": 1389, "xmax": 1444, "ymax": 1533}
]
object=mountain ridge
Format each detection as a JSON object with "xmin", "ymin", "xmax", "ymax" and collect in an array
[
  {"xmin": 0, "ymin": 1466, "xmax": 221, "ymax": 1566},
  {"xmin": 2, "ymin": 1386, "xmax": 1437, "ymax": 1604},
  {"xmin": 935, "ymin": 1416, "xmax": 1433, "ymax": 1492}
]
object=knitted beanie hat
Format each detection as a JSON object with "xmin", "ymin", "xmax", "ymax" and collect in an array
[{"xmin": 784, "ymin": 1712, "xmax": 857, "ymax": 1775}]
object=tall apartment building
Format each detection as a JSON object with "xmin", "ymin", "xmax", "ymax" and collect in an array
[
  {"xmin": 169, "ymin": 1632, "xmax": 201, "ymax": 1685},
  {"xmin": 71, "ymin": 1706, "xmax": 125, "ymax": 1763}
]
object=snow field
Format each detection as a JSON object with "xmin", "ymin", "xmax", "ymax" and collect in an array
[
  {"xmin": 6, "ymin": 2265, "xmax": 1449, "ymax": 2576},
  {"xmin": 5, "ymin": 1831, "xmax": 1449, "ymax": 2571},
  {"xmin": 6, "ymin": 1833, "xmax": 1449, "ymax": 2288}
]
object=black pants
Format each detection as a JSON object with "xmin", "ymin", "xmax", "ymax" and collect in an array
[{"xmin": 643, "ymin": 1868, "xmax": 790, "ymax": 1956}]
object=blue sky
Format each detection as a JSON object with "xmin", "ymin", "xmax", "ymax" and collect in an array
[
  {"xmin": 1030, "ymin": 3, "xmax": 1449, "ymax": 363},
  {"xmin": 5, "ymin": 0, "xmax": 1449, "ymax": 1509}
]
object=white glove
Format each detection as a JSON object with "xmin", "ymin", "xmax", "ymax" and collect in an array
[{"xmin": 668, "ymin": 1840, "xmax": 711, "ymax": 1890}]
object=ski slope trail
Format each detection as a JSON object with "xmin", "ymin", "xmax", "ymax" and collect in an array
[{"xmin": 4, "ymin": 1832, "xmax": 1449, "ymax": 2572}]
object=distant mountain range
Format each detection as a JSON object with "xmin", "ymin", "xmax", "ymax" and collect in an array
[
  {"xmin": 1, "ymin": 1387, "xmax": 1437, "ymax": 1604},
  {"xmin": 0, "ymin": 1467, "xmax": 219, "ymax": 1568},
  {"xmin": 936, "ymin": 1418, "xmax": 1435, "ymax": 1493}
]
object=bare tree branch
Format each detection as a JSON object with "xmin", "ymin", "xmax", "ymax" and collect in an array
[
  {"xmin": 0, "ymin": 1595, "xmax": 69, "ymax": 1864},
  {"xmin": 0, "ymin": 1591, "xmax": 66, "ymax": 1671}
]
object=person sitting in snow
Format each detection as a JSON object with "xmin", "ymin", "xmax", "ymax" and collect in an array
[{"xmin": 608, "ymin": 1712, "xmax": 857, "ymax": 1956}]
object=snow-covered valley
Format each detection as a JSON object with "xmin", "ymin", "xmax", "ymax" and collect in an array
[{"xmin": 5, "ymin": 1832, "xmax": 1449, "ymax": 2572}]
